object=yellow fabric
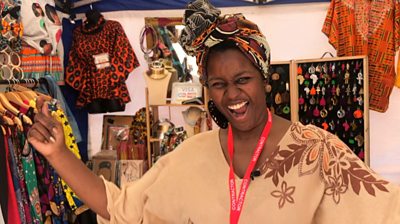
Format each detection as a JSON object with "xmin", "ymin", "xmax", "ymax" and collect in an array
[
  {"xmin": 51, "ymin": 108, "xmax": 88, "ymax": 214},
  {"xmin": 97, "ymin": 122, "xmax": 400, "ymax": 224},
  {"xmin": 31, "ymin": 99, "xmax": 88, "ymax": 214}
]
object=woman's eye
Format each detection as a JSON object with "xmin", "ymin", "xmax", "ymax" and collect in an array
[
  {"xmin": 210, "ymin": 82, "xmax": 225, "ymax": 88},
  {"xmin": 236, "ymin": 77, "xmax": 251, "ymax": 84}
]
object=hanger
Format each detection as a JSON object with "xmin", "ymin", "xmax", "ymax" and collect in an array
[
  {"xmin": 0, "ymin": 93, "xmax": 21, "ymax": 115},
  {"xmin": 15, "ymin": 90, "xmax": 32, "ymax": 102},
  {"xmin": 5, "ymin": 91, "xmax": 29, "ymax": 111},
  {"xmin": 4, "ymin": 80, "xmax": 30, "ymax": 112},
  {"xmin": 11, "ymin": 114, "xmax": 23, "ymax": 131},
  {"xmin": 13, "ymin": 79, "xmax": 37, "ymax": 101},
  {"xmin": 0, "ymin": 102, "xmax": 15, "ymax": 126},
  {"xmin": 0, "ymin": 102, "xmax": 21, "ymax": 131},
  {"xmin": 1, "ymin": 124, "xmax": 6, "ymax": 136},
  {"xmin": 0, "ymin": 93, "xmax": 32, "ymax": 125},
  {"xmin": 1, "ymin": 115, "xmax": 14, "ymax": 126},
  {"xmin": 11, "ymin": 79, "xmax": 51, "ymax": 114},
  {"xmin": 12, "ymin": 80, "xmax": 52, "ymax": 101}
]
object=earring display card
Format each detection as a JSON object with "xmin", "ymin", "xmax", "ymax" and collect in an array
[
  {"xmin": 267, "ymin": 61, "xmax": 291, "ymax": 121},
  {"xmin": 291, "ymin": 56, "xmax": 370, "ymax": 164}
]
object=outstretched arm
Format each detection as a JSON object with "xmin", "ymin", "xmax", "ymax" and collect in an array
[{"xmin": 27, "ymin": 97, "xmax": 110, "ymax": 220}]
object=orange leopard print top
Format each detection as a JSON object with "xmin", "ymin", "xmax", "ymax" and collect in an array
[{"xmin": 66, "ymin": 19, "xmax": 140, "ymax": 108}]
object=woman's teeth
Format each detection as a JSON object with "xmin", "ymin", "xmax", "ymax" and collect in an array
[{"xmin": 228, "ymin": 101, "xmax": 248, "ymax": 110}]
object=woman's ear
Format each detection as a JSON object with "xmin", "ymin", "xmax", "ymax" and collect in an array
[{"xmin": 263, "ymin": 78, "xmax": 268, "ymax": 90}]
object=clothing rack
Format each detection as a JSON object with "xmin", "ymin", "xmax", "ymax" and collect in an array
[{"xmin": 0, "ymin": 78, "xmax": 43, "ymax": 85}]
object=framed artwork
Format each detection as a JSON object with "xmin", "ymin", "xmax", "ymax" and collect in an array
[{"xmin": 92, "ymin": 158, "xmax": 117, "ymax": 183}]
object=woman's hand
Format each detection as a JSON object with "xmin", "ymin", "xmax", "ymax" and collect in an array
[
  {"xmin": 28, "ymin": 97, "xmax": 110, "ymax": 219},
  {"xmin": 28, "ymin": 96, "xmax": 66, "ymax": 159}
]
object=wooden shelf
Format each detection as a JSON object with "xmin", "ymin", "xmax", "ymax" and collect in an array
[{"xmin": 145, "ymin": 87, "xmax": 210, "ymax": 168}]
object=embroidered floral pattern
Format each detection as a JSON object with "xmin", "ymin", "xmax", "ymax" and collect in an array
[
  {"xmin": 271, "ymin": 181, "xmax": 295, "ymax": 208},
  {"xmin": 264, "ymin": 122, "xmax": 389, "ymax": 205},
  {"xmin": 342, "ymin": 0, "xmax": 391, "ymax": 40},
  {"xmin": 324, "ymin": 175, "xmax": 348, "ymax": 203}
]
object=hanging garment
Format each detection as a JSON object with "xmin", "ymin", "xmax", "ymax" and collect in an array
[
  {"xmin": 19, "ymin": 133, "xmax": 42, "ymax": 223},
  {"xmin": 9, "ymin": 126, "xmax": 32, "ymax": 223},
  {"xmin": 7, "ymin": 135, "xmax": 27, "ymax": 224},
  {"xmin": 38, "ymin": 75, "xmax": 82, "ymax": 143},
  {"xmin": 52, "ymin": 107, "xmax": 87, "ymax": 213},
  {"xmin": 0, "ymin": 124, "xmax": 9, "ymax": 223},
  {"xmin": 20, "ymin": 42, "xmax": 64, "ymax": 84},
  {"xmin": 27, "ymin": 100, "xmax": 89, "ymax": 222},
  {"xmin": 65, "ymin": 16, "xmax": 139, "ymax": 111},
  {"xmin": 322, "ymin": 0, "xmax": 400, "ymax": 112},
  {"xmin": 33, "ymin": 148, "xmax": 55, "ymax": 223},
  {"xmin": 20, "ymin": 0, "xmax": 62, "ymax": 55},
  {"xmin": 4, "ymin": 129, "xmax": 22, "ymax": 224}
]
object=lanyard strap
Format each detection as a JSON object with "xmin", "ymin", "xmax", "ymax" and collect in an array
[{"xmin": 228, "ymin": 110, "xmax": 272, "ymax": 224}]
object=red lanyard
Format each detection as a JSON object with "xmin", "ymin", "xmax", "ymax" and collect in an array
[{"xmin": 228, "ymin": 110, "xmax": 272, "ymax": 224}]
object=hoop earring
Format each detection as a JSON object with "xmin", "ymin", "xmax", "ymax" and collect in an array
[{"xmin": 208, "ymin": 100, "xmax": 228, "ymax": 129}]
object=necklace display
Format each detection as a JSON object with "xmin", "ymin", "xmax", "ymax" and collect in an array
[
  {"xmin": 296, "ymin": 58, "xmax": 366, "ymax": 161},
  {"xmin": 228, "ymin": 109, "xmax": 272, "ymax": 224}
]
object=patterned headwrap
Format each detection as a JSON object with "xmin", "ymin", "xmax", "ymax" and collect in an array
[{"xmin": 180, "ymin": 0, "xmax": 271, "ymax": 85}]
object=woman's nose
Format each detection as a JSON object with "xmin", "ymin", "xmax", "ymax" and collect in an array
[{"xmin": 225, "ymin": 84, "xmax": 241, "ymax": 99}]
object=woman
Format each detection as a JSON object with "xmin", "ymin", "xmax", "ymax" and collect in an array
[{"xmin": 28, "ymin": 0, "xmax": 400, "ymax": 223}]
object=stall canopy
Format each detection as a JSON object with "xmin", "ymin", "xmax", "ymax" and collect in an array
[{"xmin": 70, "ymin": 0, "xmax": 330, "ymax": 13}]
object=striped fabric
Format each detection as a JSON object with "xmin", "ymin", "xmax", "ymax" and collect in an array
[
  {"xmin": 322, "ymin": 0, "xmax": 400, "ymax": 112},
  {"xmin": 20, "ymin": 43, "xmax": 64, "ymax": 84}
]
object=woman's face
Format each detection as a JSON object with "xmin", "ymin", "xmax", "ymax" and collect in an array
[{"xmin": 206, "ymin": 48, "xmax": 268, "ymax": 131}]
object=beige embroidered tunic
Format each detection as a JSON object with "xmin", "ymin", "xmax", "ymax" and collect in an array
[{"xmin": 98, "ymin": 122, "xmax": 400, "ymax": 223}]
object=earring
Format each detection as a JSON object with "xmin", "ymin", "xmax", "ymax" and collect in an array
[{"xmin": 207, "ymin": 100, "xmax": 228, "ymax": 129}]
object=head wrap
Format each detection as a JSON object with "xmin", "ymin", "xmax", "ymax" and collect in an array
[{"xmin": 180, "ymin": 0, "xmax": 271, "ymax": 85}]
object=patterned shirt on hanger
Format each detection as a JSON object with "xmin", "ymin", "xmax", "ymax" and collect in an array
[{"xmin": 322, "ymin": 0, "xmax": 400, "ymax": 112}]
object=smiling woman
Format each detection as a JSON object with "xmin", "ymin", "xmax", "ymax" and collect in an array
[
  {"xmin": 206, "ymin": 45, "xmax": 269, "ymax": 133},
  {"xmin": 26, "ymin": 0, "xmax": 400, "ymax": 223}
]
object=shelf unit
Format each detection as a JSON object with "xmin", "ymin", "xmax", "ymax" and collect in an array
[{"xmin": 145, "ymin": 87, "xmax": 210, "ymax": 168}]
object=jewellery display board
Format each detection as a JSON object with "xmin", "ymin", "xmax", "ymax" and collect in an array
[
  {"xmin": 290, "ymin": 56, "xmax": 370, "ymax": 164},
  {"xmin": 267, "ymin": 61, "xmax": 291, "ymax": 121}
]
